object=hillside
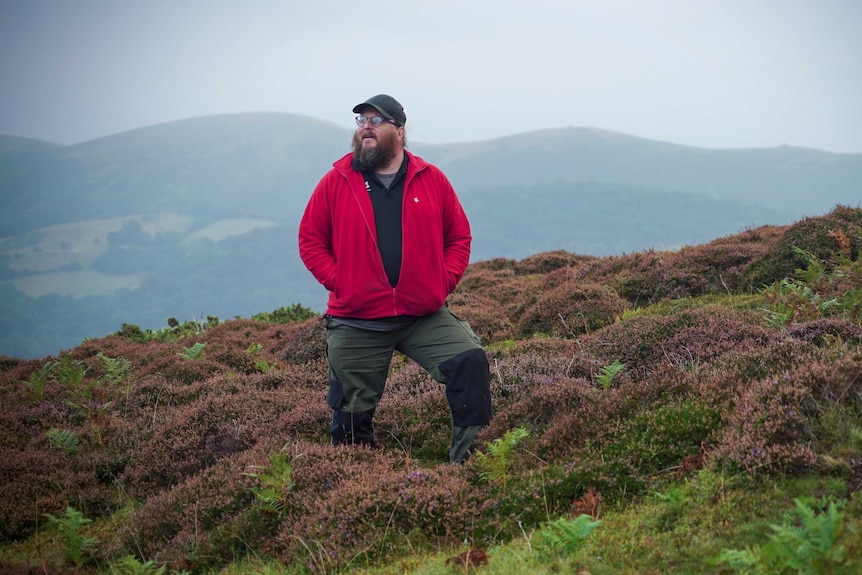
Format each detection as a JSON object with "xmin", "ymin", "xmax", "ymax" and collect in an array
[
  {"xmin": 421, "ymin": 127, "xmax": 862, "ymax": 215},
  {"xmin": 0, "ymin": 113, "xmax": 347, "ymax": 235},
  {"xmin": 1, "ymin": 207, "xmax": 860, "ymax": 574},
  {"xmin": 1, "ymin": 113, "xmax": 861, "ymax": 359}
]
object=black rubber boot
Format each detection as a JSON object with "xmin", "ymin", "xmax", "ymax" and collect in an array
[
  {"xmin": 331, "ymin": 408, "xmax": 376, "ymax": 447},
  {"xmin": 450, "ymin": 424, "xmax": 483, "ymax": 463}
]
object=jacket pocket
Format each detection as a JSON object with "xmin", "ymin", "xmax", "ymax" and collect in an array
[{"xmin": 323, "ymin": 266, "xmax": 338, "ymax": 292}]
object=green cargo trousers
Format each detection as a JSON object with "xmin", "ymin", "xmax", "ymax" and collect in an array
[{"xmin": 325, "ymin": 307, "xmax": 493, "ymax": 462}]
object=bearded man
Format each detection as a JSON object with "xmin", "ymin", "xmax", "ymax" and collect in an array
[{"xmin": 298, "ymin": 94, "xmax": 493, "ymax": 463}]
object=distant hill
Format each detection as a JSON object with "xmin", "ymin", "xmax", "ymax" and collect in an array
[
  {"xmin": 0, "ymin": 113, "xmax": 348, "ymax": 235},
  {"xmin": 420, "ymin": 127, "xmax": 862, "ymax": 216},
  {"xmin": 0, "ymin": 134, "xmax": 62, "ymax": 159},
  {"xmin": 1, "ymin": 113, "xmax": 860, "ymax": 358}
]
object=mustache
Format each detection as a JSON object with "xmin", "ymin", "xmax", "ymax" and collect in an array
[{"xmin": 354, "ymin": 130, "xmax": 376, "ymax": 145}]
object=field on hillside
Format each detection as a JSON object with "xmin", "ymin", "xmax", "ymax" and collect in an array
[
  {"xmin": 0, "ymin": 214, "xmax": 280, "ymax": 298},
  {"xmin": 1, "ymin": 207, "xmax": 861, "ymax": 574}
]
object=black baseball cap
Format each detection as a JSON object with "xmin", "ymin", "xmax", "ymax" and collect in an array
[{"xmin": 352, "ymin": 94, "xmax": 406, "ymax": 126}]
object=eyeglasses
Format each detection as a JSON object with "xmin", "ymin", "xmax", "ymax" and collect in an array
[{"xmin": 355, "ymin": 116, "xmax": 398, "ymax": 128}]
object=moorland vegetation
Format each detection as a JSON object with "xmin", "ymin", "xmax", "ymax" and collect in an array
[{"xmin": 2, "ymin": 206, "xmax": 862, "ymax": 574}]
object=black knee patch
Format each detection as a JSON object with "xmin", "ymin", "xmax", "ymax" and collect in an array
[{"xmin": 440, "ymin": 348, "xmax": 493, "ymax": 427}]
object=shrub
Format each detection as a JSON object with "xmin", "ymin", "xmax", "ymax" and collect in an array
[
  {"xmin": 0, "ymin": 355, "xmax": 20, "ymax": 372},
  {"xmin": 123, "ymin": 442, "xmax": 274, "ymax": 572},
  {"xmin": 514, "ymin": 250, "xmax": 594, "ymax": 275},
  {"xmin": 537, "ymin": 365, "xmax": 694, "ymax": 463},
  {"xmin": 710, "ymin": 374, "xmax": 817, "ymax": 474},
  {"xmin": 454, "ymin": 267, "xmax": 547, "ymax": 338},
  {"xmin": 665, "ymin": 240, "xmax": 774, "ymax": 297},
  {"xmin": 447, "ymin": 291, "xmax": 514, "ymax": 343},
  {"xmin": 121, "ymin": 389, "xmax": 280, "ymax": 497},
  {"xmin": 743, "ymin": 205, "xmax": 862, "ymax": 289},
  {"xmin": 580, "ymin": 249, "xmax": 679, "ymax": 305},
  {"xmin": 699, "ymin": 338, "xmax": 820, "ymax": 403},
  {"xmin": 269, "ymin": 384, "xmax": 333, "ymax": 444},
  {"xmin": 252, "ymin": 303, "xmax": 317, "ymax": 324},
  {"xmin": 375, "ymin": 361, "xmax": 453, "ymax": 459},
  {"xmin": 788, "ymin": 318, "xmax": 862, "ymax": 347},
  {"xmin": 279, "ymin": 459, "xmax": 481, "ymax": 572},
  {"xmin": 595, "ymin": 398, "xmax": 720, "ymax": 476},
  {"xmin": 572, "ymin": 226, "xmax": 786, "ymax": 306},
  {"xmin": 484, "ymin": 375, "xmax": 596, "ymax": 449},
  {"xmin": 140, "ymin": 350, "xmax": 223, "ymax": 386},
  {"xmin": 516, "ymin": 281, "xmax": 628, "ymax": 338},
  {"xmin": 0, "ymin": 447, "xmax": 113, "ymax": 541},
  {"xmin": 270, "ymin": 317, "xmax": 326, "ymax": 365},
  {"xmin": 579, "ymin": 310, "xmax": 702, "ymax": 369},
  {"xmin": 581, "ymin": 306, "xmax": 771, "ymax": 377}
]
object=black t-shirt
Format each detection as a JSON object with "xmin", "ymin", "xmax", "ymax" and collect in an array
[{"xmin": 364, "ymin": 155, "xmax": 408, "ymax": 288}]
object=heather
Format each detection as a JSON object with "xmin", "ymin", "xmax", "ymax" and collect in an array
[{"xmin": 1, "ymin": 206, "xmax": 861, "ymax": 574}]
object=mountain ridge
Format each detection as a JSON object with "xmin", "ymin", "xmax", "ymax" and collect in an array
[
  {"xmin": 5, "ymin": 119, "xmax": 858, "ymax": 154},
  {"xmin": 3, "ymin": 113, "xmax": 860, "ymax": 235}
]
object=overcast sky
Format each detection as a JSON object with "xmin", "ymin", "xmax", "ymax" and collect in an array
[{"xmin": 1, "ymin": 0, "xmax": 860, "ymax": 153}]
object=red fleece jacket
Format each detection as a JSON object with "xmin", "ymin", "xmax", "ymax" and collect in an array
[{"xmin": 298, "ymin": 151, "xmax": 472, "ymax": 318}]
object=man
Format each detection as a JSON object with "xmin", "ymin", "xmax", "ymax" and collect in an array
[{"xmin": 298, "ymin": 94, "xmax": 492, "ymax": 463}]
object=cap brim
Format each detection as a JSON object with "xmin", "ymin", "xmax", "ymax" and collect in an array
[{"xmin": 352, "ymin": 103, "xmax": 393, "ymax": 119}]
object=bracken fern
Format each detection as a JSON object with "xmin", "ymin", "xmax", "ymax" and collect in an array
[
  {"xmin": 46, "ymin": 427, "xmax": 79, "ymax": 455},
  {"xmin": 245, "ymin": 447, "xmax": 296, "ymax": 516},
  {"xmin": 43, "ymin": 507, "xmax": 97, "ymax": 568},
  {"xmin": 534, "ymin": 514, "xmax": 601, "ymax": 558},
  {"xmin": 474, "ymin": 426, "xmax": 529, "ymax": 490},
  {"xmin": 715, "ymin": 498, "xmax": 854, "ymax": 574}
]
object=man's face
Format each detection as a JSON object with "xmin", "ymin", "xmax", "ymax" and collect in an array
[{"xmin": 351, "ymin": 111, "xmax": 402, "ymax": 172}]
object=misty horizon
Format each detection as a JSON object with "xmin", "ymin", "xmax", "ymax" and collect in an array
[
  {"xmin": 2, "ymin": 111, "xmax": 859, "ymax": 156},
  {"xmin": 1, "ymin": 0, "xmax": 860, "ymax": 155}
]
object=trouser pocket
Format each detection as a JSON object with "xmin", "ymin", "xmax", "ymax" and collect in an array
[{"xmin": 447, "ymin": 307, "xmax": 484, "ymax": 346}]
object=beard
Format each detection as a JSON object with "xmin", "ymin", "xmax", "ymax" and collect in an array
[{"xmin": 351, "ymin": 129, "xmax": 398, "ymax": 172}]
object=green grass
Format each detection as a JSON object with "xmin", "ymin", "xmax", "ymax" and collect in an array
[
  {"xmin": 0, "ymin": 215, "xmax": 191, "ymax": 272},
  {"xmin": 6, "ymin": 470, "xmax": 852, "ymax": 575},
  {"xmin": 183, "ymin": 217, "xmax": 277, "ymax": 243},
  {"xmin": 0, "ymin": 215, "xmax": 277, "ymax": 297},
  {"xmin": 337, "ymin": 472, "xmax": 860, "ymax": 575},
  {"xmin": 622, "ymin": 292, "xmax": 766, "ymax": 319}
]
